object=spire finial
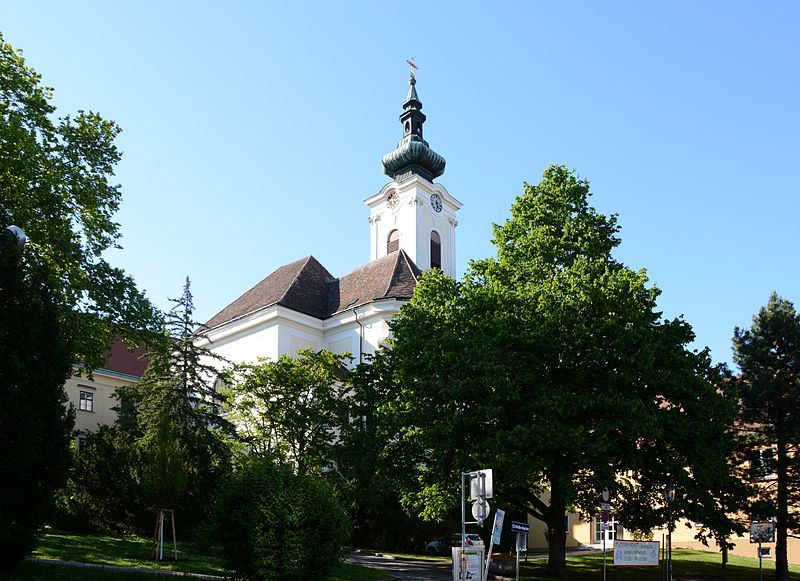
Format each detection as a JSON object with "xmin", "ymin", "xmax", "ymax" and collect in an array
[{"xmin": 406, "ymin": 57, "xmax": 418, "ymax": 81}]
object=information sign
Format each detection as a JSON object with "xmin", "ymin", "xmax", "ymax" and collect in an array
[
  {"xmin": 613, "ymin": 540, "xmax": 659, "ymax": 567},
  {"xmin": 751, "ymin": 521, "xmax": 775, "ymax": 544},
  {"xmin": 510, "ymin": 521, "xmax": 529, "ymax": 534}
]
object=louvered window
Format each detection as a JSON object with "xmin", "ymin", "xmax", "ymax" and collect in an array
[{"xmin": 430, "ymin": 230, "xmax": 441, "ymax": 269}]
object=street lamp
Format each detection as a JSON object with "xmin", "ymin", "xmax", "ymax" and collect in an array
[
  {"xmin": 665, "ymin": 480, "xmax": 676, "ymax": 581},
  {"xmin": 2, "ymin": 225, "xmax": 28, "ymax": 248}
]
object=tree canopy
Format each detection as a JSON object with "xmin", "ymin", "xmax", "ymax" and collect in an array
[
  {"xmin": 223, "ymin": 349, "xmax": 351, "ymax": 475},
  {"xmin": 734, "ymin": 292, "xmax": 800, "ymax": 581},
  {"xmin": 369, "ymin": 165, "xmax": 741, "ymax": 575},
  {"xmin": 0, "ymin": 32, "xmax": 159, "ymax": 370}
]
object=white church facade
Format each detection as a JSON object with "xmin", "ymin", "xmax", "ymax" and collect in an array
[{"xmin": 196, "ymin": 69, "xmax": 461, "ymax": 366}]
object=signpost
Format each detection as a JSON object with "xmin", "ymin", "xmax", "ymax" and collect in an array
[
  {"xmin": 459, "ymin": 469, "xmax": 492, "ymax": 581},
  {"xmin": 601, "ymin": 489, "xmax": 611, "ymax": 581},
  {"xmin": 750, "ymin": 521, "xmax": 775, "ymax": 581},
  {"xmin": 484, "ymin": 509, "xmax": 505, "ymax": 581},
  {"xmin": 511, "ymin": 521, "xmax": 529, "ymax": 581}
]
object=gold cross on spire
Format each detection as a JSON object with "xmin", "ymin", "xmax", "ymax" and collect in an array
[{"xmin": 406, "ymin": 57, "xmax": 418, "ymax": 80}]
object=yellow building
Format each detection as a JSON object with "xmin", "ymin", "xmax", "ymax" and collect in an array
[
  {"xmin": 64, "ymin": 340, "xmax": 147, "ymax": 451},
  {"xmin": 526, "ymin": 495, "xmax": 797, "ymax": 564}
]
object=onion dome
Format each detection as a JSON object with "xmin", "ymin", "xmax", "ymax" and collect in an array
[{"xmin": 381, "ymin": 71, "xmax": 446, "ymax": 182}]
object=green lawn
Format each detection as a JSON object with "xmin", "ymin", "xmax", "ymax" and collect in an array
[
  {"xmin": 10, "ymin": 533, "xmax": 799, "ymax": 581},
  {"xmin": 31, "ymin": 530, "xmax": 225, "ymax": 576},
  {"xmin": 0, "ymin": 530, "xmax": 390, "ymax": 581},
  {"xmin": 516, "ymin": 548, "xmax": 800, "ymax": 580}
]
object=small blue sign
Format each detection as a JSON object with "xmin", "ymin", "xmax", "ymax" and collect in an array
[{"xmin": 511, "ymin": 521, "xmax": 530, "ymax": 534}]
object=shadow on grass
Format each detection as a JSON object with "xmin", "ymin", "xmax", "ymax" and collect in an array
[{"xmin": 517, "ymin": 549, "xmax": 800, "ymax": 580}]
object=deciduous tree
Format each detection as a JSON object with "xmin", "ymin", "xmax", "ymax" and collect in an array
[
  {"xmin": 0, "ymin": 32, "xmax": 159, "ymax": 370},
  {"xmin": 372, "ymin": 165, "xmax": 741, "ymax": 575},
  {"xmin": 223, "ymin": 349, "xmax": 350, "ymax": 475}
]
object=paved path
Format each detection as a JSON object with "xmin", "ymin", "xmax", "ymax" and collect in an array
[{"xmin": 348, "ymin": 551, "xmax": 452, "ymax": 580}]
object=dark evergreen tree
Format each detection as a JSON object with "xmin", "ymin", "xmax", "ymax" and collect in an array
[
  {"xmin": 127, "ymin": 277, "xmax": 233, "ymax": 530},
  {"xmin": 0, "ymin": 226, "xmax": 75, "ymax": 570},
  {"xmin": 734, "ymin": 292, "xmax": 800, "ymax": 581},
  {"xmin": 64, "ymin": 278, "xmax": 233, "ymax": 535},
  {"xmin": 55, "ymin": 425, "xmax": 149, "ymax": 533}
]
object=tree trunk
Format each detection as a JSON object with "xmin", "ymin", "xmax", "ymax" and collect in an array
[
  {"xmin": 547, "ymin": 488, "xmax": 568, "ymax": 576},
  {"xmin": 776, "ymin": 437, "xmax": 789, "ymax": 581}
]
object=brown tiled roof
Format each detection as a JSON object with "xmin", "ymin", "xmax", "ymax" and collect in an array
[
  {"xmin": 206, "ymin": 251, "xmax": 421, "ymax": 329},
  {"xmin": 331, "ymin": 250, "xmax": 421, "ymax": 314},
  {"xmin": 102, "ymin": 339, "xmax": 148, "ymax": 377},
  {"xmin": 205, "ymin": 256, "xmax": 335, "ymax": 328}
]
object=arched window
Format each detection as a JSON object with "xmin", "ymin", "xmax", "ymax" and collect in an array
[
  {"xmin": 387, "ymin": 229, "xmax": 400, "ymax": 254},
  {"xmin": 430, "ymin": 230, "xmax": 441, "ymax": 269}
]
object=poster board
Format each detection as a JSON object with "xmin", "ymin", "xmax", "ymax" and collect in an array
[
  {"xmin": 452, "ymin": 546, "xmax": 484, "ymax": 580},
  {"xmin": 751, "ymin": 521, "xmax": 775, "ymax": 543},
  {"xmin": 613, "ymin": 540, "xmax": 660, "ymax": 567}
]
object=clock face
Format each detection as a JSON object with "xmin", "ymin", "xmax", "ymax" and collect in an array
[
  {"xmin": 430, "ymin": 193, "xmax": 443, "ymax": 213},
  {"xmin": 387, "ymin": 191, "xmax": 399, "ymax": 209}
]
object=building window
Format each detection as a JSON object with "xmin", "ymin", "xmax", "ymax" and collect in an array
[
  {"xmin": 430, "ymin": 230, "xmax": 441, "ymax": 269},
  {"xmin": 79, "ymin": 391, "xmax": 94, "ymax": 412},
  {"xmin": 387, "ymin": 229, "xmax": 400, "ymax": 254},
  {"xmin": 749, "ymin": 448, "xmax": 777, "ymax": 481},
  {"xmin": 78, "ymin": 437, "xmax": 88, "ymax": 454},
  {"xmin": 593, "ymin": 517, "xmax": 619, "ymax": 544}
]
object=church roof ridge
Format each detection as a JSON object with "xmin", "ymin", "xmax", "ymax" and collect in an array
[
  {"xmin": 383, "ymin": 249, "xmax": 421, "ymax": 298},
  {"xmin": 204, "ymin": 255, "xmax": 332, "ymax": 329},
  {"xmin": 205, "ymin": 252, "xmax": 422, "ymax": 329}
]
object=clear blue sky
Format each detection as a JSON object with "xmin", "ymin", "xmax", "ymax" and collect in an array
[{"xmin": 3, "ymin": 1, "xmax": 798, "ymax": 369}]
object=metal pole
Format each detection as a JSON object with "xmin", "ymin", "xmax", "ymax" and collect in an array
[
  {"xmin": 461, "ymin": 472, "xmax": 466, "ymax": 580},
  {"xmin": 603, "ymin": 527, "xmax": 607, "ymax": 581},
  {"xmin": 758, "ymin": 541, "xmax": 763, "ymax": 581},
  {"xmin": 667, "ymin": 498, "xmax": 673, "ymax": 581},
  {"xmin": 515, "ymin": 533, "xmax": 520, "ymax": 581},
  {"xmin": 159, "ymin": 510, "xmax": 164, "ymax": 561}
]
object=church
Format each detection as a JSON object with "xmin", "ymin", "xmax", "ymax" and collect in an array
[{"xmin": 196, "ymin": 68, "xmax": 461, "ymax": 366}]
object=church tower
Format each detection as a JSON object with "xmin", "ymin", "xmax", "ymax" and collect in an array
[{"xmin": 365, "ymin": 62, "xmax": 462, "ymax": 277}]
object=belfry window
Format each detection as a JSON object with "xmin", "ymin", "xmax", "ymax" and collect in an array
[
  {"xmin": 430, "ymin": 230, "xmax": 441, "ymax": 269},
  {"xmin": 387, "ymin": 230, "xmax": 400, "ymax": 254}
]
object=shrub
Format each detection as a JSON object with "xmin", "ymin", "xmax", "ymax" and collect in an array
[{"xmin": 215, "ymin": 457, "xmax": 350, "ymax": 580}]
